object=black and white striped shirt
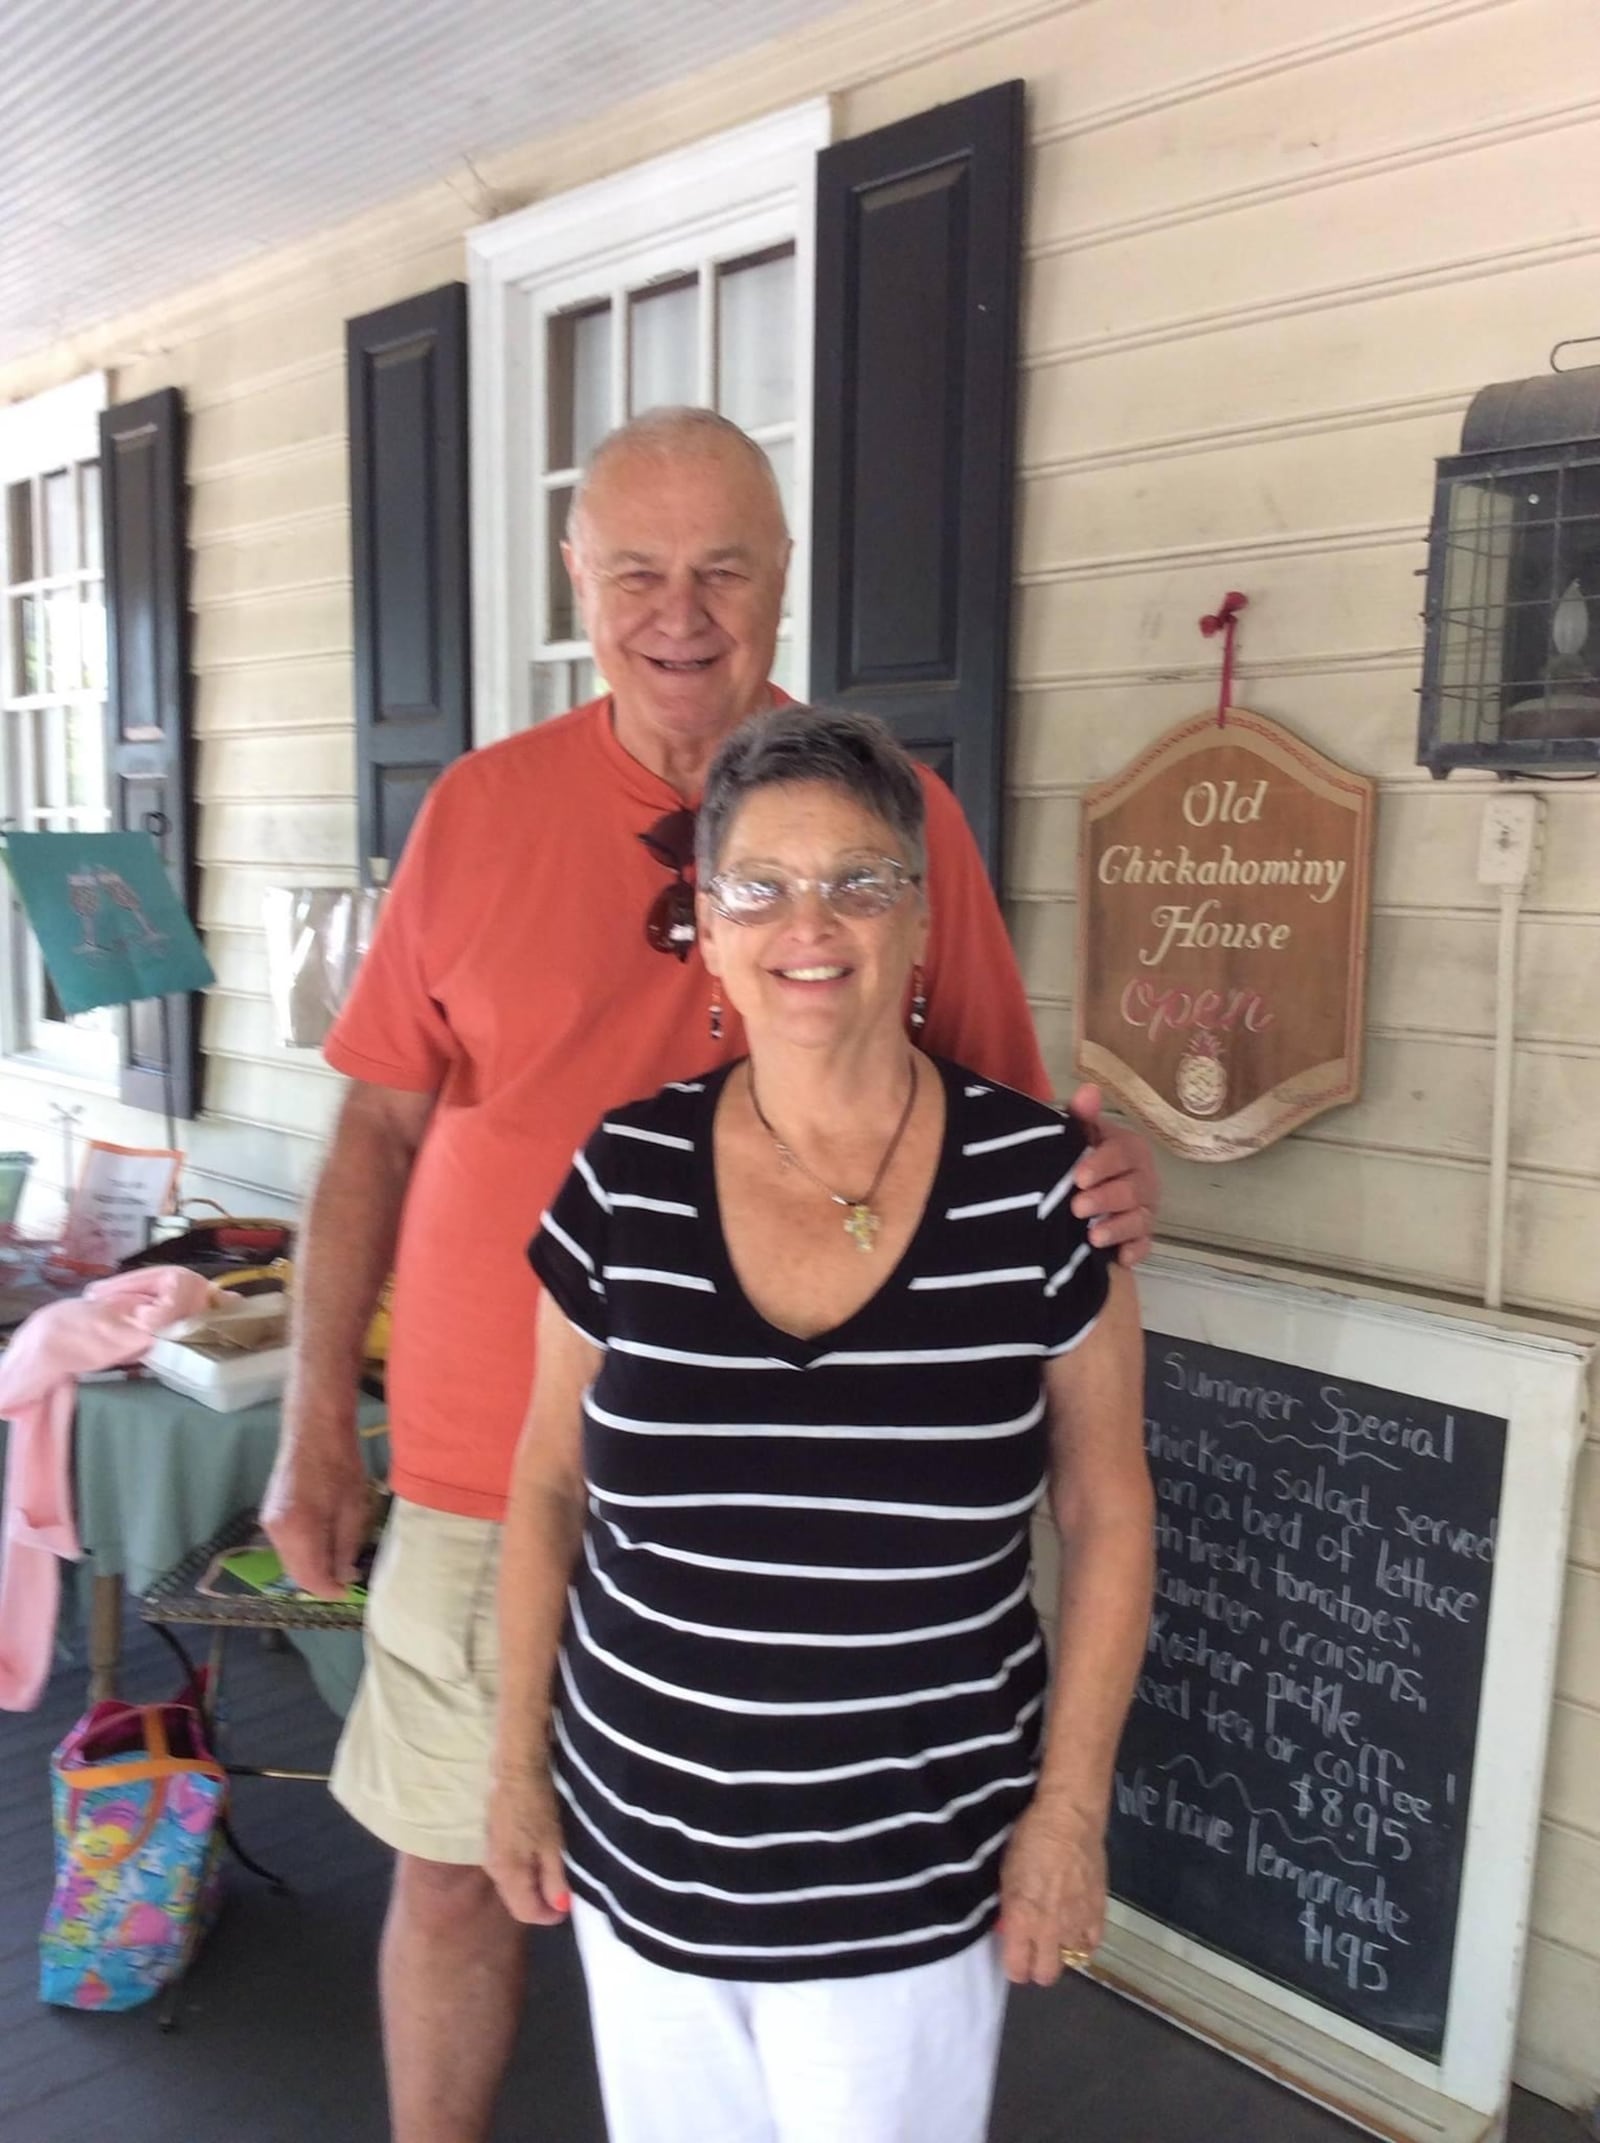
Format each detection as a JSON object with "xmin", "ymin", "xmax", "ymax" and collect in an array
[{"xmin": 529, "ymin": 1056, "xmax": 1109, "ymax": 1981}]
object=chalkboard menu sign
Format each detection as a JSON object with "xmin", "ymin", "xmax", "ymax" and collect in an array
[{"xmin": 1109, "ymin": 1330, "xmax": 1508, "ymax": 2059}]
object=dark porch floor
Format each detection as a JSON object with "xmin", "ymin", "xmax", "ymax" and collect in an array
[{"xmin": 1, "ymin": 1606, "xmax": 1588, "ymax": 2143}]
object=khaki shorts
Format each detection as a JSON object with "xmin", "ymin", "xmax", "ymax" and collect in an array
[{"xmin": 330, "ymin": 1497, "xmax": 503, "ymax": 1865}]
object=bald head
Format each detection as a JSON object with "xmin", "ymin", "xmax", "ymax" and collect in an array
[
  {"xmin": 566, "ymin": 408, "xmax": 788, "ymax": 561},
  {"xmin": 559, "ymin": 406, "xmax": 792, "ymax": 778}
]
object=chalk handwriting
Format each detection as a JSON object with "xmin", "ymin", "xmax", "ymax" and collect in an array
[{"xmin": 1113, "ymin": 1334, "xmax": 1505, "ymax": 2053}]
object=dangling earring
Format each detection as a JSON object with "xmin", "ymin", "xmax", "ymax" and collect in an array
[
  {"xmin": 909, "ymin": 965, "xmax": 927, "ymax": 1032},
  {"xmin": 709, "ymin": 983, "xmax": 724, "ymax": 1042}
]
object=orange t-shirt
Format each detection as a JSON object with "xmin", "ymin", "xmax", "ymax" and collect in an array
[{"xmin": 325, "ymin": 697, "xmax": 1051, "ymax": 1519}]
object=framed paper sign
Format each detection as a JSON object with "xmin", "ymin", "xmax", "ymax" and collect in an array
[
  {"xmin": 1076, "ymin": 711, "xmax": 1375, "ymax": 1161},
  {"xmin": 59, "ymin": 1139, "xmax": 183, "ymax": 1273}
]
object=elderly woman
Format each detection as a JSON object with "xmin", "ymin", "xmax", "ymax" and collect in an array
[{"xmin": 486, "ymin": 706, "xmax": 1153, "ymax": 2143}]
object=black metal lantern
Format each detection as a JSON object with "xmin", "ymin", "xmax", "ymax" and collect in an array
[{"xmin": 1419, "ymin": 362, "xmax": 1600, "ymax": 776}]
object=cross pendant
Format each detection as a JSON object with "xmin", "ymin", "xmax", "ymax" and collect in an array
[{"xmin": 843, "ymin": 1204, "xmax": 879, "ymax": 1252}]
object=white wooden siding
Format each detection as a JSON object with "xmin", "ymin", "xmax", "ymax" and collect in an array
[{"xmin": 0, "ymin": 0, "xmax": 1595, "ymax": 2104}]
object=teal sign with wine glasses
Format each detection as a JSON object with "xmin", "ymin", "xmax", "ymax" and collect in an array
[{"xmin": 1, "ymin": 830, "xmax": 214, "ymax": 1014}]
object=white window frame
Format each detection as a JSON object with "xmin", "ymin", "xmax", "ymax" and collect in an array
[
  {"xmin": 467, "ymin": 99, "xmax": 831, "ymax": 746},
  {"xmin": 0, "ymin": 372, "xmax": 119, "ymax": 1087}
]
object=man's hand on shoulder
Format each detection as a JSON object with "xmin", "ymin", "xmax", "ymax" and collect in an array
[{"xmin": 1064, "ymin": 1082, "xmax": 1160, "ymax": 1268}]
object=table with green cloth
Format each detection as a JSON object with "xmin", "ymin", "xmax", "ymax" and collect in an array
[{"xmin": 69, "ymin": 1376, "xmax": 389, "ymax": 1716}]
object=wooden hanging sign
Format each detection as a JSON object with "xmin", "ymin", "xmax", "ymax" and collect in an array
[{"xmin": 1076, "ymin": 709, "xmax": 1374, "ymax": 1161}]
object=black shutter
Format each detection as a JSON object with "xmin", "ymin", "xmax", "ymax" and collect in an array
[
  {"xmin": 100, "ymin": 387, "xmax": 200, "ymax": 1118},
  {"xmin": 347, "ymin": 283, "xmax": 471, "ymax": 887},
  {"xmin": 809, "ymin": 80, "xmax": 1025, "ymax": 882}
]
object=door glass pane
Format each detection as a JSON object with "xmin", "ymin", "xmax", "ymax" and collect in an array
[
  {"xmin": 66, "ymin": 703, "xmax": 104, "ymax": 811},
  {"xmin": 529, "ymin": 660, "xmax": 571, "ymax": 725},
  {"xmin": 33, "ymin": 706, "xmax": 64, "ymax": 813},
  {"xmin": 79, "ymin": 462, "xmax": 102, "ymax": 574},
  {"xmin": 5, "ymin": 482, "xmax": 33, "ymax": 583},
  {"xmin": 547, "ymin": 486, "xmax": 577, "ymax": 642},
  {"xmin": 79, "ymin": 587, "xmax": 106, "ymax": 693},
  {"xmin": 764, "ymin": 436, "xmax": 796, "ymax": 549},
  {"xmin": 529, "ymin": 654, "xmax": 603, "ymax": 725},
  {"xmin": 717, "ymin": 247, "xmax": 795, "ymax": 432},
  {"xmin": 548, "ymin": 303, "xmax": 612, "ymax": 470},
  {"xmin": 769, "ymin": 635, "xmax": 800, "ymax": 697},
  {"xmin": 629, "ymin": 277, "xmax": 698, "ymax": 415},
  {"xmin": 43, "ymin": 589, "xmax": 77, "ymax": 694},
  {"xmin": 42, "ymin": 469, "xmax": 74, "ymax": 576},
  {"xmin": 11, "ymin": 596, "xmax": 40, "ymax": 694}
]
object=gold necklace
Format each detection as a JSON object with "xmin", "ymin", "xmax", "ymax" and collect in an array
[{"xmin": 745, "ymin": 1058, "xmax": 920, "ymax": 1253}]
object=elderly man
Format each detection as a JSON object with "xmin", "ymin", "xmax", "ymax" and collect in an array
[{"xmin": 264, "ymin": 407, "xmax": 1160, "ymax": 2143}]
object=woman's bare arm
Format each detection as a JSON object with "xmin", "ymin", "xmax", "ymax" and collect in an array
[{"xmin": 999, "ymin": 1266, "xmax": 1154, "ymax": 1984}]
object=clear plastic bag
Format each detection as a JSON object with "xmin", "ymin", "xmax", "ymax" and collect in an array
[{"xmin": 262, "ymin": 886, "xmax": 385, "ymax": 1049}]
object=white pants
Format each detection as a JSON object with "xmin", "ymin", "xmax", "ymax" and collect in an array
[{"xmin": 571, "ymin": 1898, "xmax": 1008, "ymax": 2143}]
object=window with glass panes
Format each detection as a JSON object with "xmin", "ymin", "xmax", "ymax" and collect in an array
[
  {"xmin": 531, "ymin": 243, "xmax": 802, "ymax": 723},
  {"xmin": 0, "ymin": 380, "xmax": 117, "ymax": 1074},
  {"xmin": 469, "ymin": 102, "xmax": 826, "ymax": 743}
]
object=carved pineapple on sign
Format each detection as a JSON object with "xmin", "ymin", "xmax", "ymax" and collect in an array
[{"xmin": 1175, "ymin": 1027, "xmax": 1227, "ymax": 1117}]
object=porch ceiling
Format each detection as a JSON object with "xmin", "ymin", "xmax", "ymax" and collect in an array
[{"xmin": 1, "ymin": 0, "xmax": 848, "ymax": 373}]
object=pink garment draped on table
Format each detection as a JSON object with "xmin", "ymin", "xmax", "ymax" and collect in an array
[{"xmin": 0, "ymin": 1266, "xmax": 219, "ymax": 1710}]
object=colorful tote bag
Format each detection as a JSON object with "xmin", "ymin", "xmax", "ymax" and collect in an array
[{"xmin": 40, "ymin": 1692, "xmax": 227, "ymax": 2011}]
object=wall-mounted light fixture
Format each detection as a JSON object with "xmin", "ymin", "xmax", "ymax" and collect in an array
[{"xmin": 1419, "ymin": 360, "xmax": 1600, "ymax": 776}]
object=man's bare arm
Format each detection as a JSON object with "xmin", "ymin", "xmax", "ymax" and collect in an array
[{"xmin": 262, "ymin": 1079, "xmax": 433, "ymax": 1596}]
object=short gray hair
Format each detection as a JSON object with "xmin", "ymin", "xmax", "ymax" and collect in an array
[
  {"xmin": 567, "ymin": 407, "xmax": 787, "ymax": 546},
  {"xmin": 696, "ymin": 705, "xmax": 927, "ymax": 879}
]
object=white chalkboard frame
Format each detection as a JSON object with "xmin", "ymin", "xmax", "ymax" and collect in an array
[{"xmin": 1096, "ymin": 1249, "xmax": 1590, "ymax": 2143}]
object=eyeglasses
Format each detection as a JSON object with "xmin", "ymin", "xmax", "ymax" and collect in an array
[
  {"xmin": 706, "ymin": 856, "xmax": 920, "ymax": 925},
  {"xmin": 639, "ymin": 808, "xmax": 698, "ymax": 960}
]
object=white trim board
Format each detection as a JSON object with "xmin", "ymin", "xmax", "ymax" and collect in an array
[
  {"xmin": 1096, "ymin": 1251, "xmax": 1591, "ymax": 2143},
  {"xmin": 0, "ymin": 373, "xmax": 105, "ymax": 483}
]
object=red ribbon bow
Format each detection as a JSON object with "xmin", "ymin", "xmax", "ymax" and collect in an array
[{"xmin": 1199, "ymin": 592, "xmax": 1248, "ymax": 727}]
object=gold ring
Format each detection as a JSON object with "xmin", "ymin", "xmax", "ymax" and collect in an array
[{"xmin": 1059, "ymin": 1946, "xmax": 1093, "ymax": 1969}]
